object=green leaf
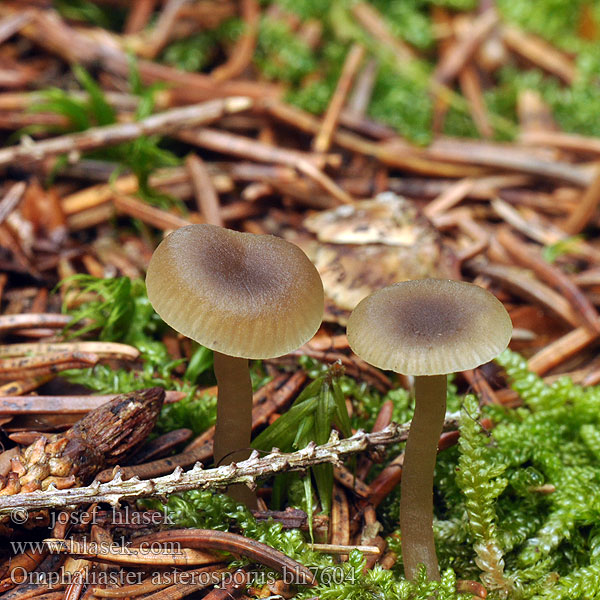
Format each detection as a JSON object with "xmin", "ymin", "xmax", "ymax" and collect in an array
[
  {"xmin": 31, "ymin": 92, "xmax": 91, "ymax": 131},
  {"xmin": 542, "ymin": 235, "xmax": 585, "ymax": 263},
  {"xmin": 252, "ymin": 396, "xmax": 318, "ymax": 452},
  {"xmin": 312, "ymin": 380, "xmax": 334, "ymax": 513},
  {"xmin": 303, "ymin": 475, "xmax": 315, "ymax": 542},
  {"xmin": 332, "ymin": 377, "xmax": 352, "ymax": 438},
  {"xmin": 184, "ymin": 344, "xmax": 214, "ymax": 383},
  {"xmin": 73, "ymin": 64, "xmax": 116, "ymax": 126}
]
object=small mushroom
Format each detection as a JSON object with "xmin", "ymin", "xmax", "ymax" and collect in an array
[
  {"xmin": 346, "ymin": 278, "xmax": 512, "ymax": 580},
  {"xmin": 146, "ymin": 224, "xmax": 324, "ymax": 505}
]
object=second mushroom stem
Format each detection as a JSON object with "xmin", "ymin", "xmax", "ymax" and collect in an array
[
  {"xmin": 400, "ymin": 374, "xmax": 447, "ymax": 581},
  {"xmin": 212, "ymin": 351, "xmax": 256, "ymax": 508}
]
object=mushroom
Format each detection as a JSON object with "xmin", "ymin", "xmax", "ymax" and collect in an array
[
  {"xmin": 146, "ymin": 224, "xmax": 324, "ymax": 505},
  {"xmin": 346, "ymin": 278, "xmax": 512, "ymax": 580}
]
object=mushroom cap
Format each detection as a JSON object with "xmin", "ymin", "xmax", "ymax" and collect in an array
[
  {"xmin": 146, "ymin": 224, "xmax": 324, "ymax": 359},
  {"xmin": 347, "ymin": 279, "xmax": 512, "ymax": 375}
]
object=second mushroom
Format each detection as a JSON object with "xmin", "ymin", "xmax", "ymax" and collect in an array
[
  {"xmin": 146, "ymin": 224, "xmax": 324, "ymax": 506},
  {"xmin": 347, "ymin": 278, "xmax": 512, "ymax": 580}
]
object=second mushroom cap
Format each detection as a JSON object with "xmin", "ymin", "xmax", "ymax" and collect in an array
[{"xmin": 347, "ymin": 278, "xmax": 512, "ymax": 376}]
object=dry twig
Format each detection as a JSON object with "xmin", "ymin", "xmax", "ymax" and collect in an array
[{"xmin": 0, "ymin": 421, "xmax": 459, "ymax": 514}]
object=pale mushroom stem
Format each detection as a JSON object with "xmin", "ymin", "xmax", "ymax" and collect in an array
[
  {"xmin": 400, "ymin": 374, "xmax": 447, "ymax": 581},
  {"xmin": 213, "ymin": 351, "xmax": 256, "ymax": 508}
]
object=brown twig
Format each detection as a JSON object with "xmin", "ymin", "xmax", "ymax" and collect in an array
[
  {"xmin": 334, "ymin": 465, "xmax": 371, "ymax": 498},
  {"xmin": 44, "ymin": 539, "xmax": 217, "ymax": 566},
  {"xmin": 266, "ymin": 100, "xmax": 487, "ymax": 177},
  {"xmin": 462, "ymin": 368, "xmax": 500, "ymax": 405},
  {"xmin": 528, "ymin": 326, "xmax": 598, "ymax": 375},
  {"xmin": 178, "ymin": 126, "xmax": 337, "ymax": 170},
  {"xmin": 284, "ymin": 347, "xmax": 392, "ymax": 393},
  {"xmin": 351, "ymin": 2, "xmax": 415, "ymax": 64},
  {"xmin": 131, "ymin": 429, "xmax": 193, "ymax": 464},
  {"xmin": 433, "ymin": 9, "xmax": 498, "ymax": 85},
  {"xmin": 563, "ymin": 165, "xmax": 600, "ymax": 235},
  {"xmin": 113, "ymin": 194, "xmax": 193, "ymax": 230},
  {"xmin": 124, "ymin": 0, "xmax": 158, "ymax": 34},
  {"xmin": 9, "ymin": 7, "xmax": 280, "ymax": 102},
  {"xmin": 0, "ymin": 391, "xmax": 183, "ymax": 415},
  {"xmin": 0, "ymin": 314, "xmax": 72, "ymax": 332},
  {"xmin": 496, "ymin": 227, "xmax": 600, "ymax": 333},
  {"xmin": 468, "ymin": 260, "xmax": 580, "ymax": 328},
  {"xmin": 313, "ymin": 43, "xmax": 365, "ymax": 154},
  {"xmin": 459, "ymin": 66, "xmax": 493, "ymax": 138},
  {"xmin": 329, "ymin": 485, "xmax": 350, "ymax": 560},
  {"xmin": 423, "ymin": 178, "xmax": 473, "ymax": 218},
  {"xmin": 138, "ymin": 0, "xmax": 190, "ymax": 59},
  {"xmin": 346, "ymin": 58, "xmax": 378, "ymax": 119},
  {"xmin": 502, "ymin": 25, "xmax": 576, "ymax": 84},
  {"xmin": 0, "ymin": 12, "xmax": 31, "ymax": 45},
  {"xmin": 0, "ymin": 98, "xmax": 252, "ymax": 170},
  {"xmin": 0, "ymin": 181, "xmax": 26, "ymax": 225},
  {"xmin": 0, "ymin": 375, "xmax": 55, "ymax": 396},
  {"xmin": 367, "ymin": 412, "xmax": 462, "ymax": 507},
  {"xmin": 491, "ymin": 197, "xmax": 563, "ymax": 245},
  {"xmin": 521, "ymin": 130, "xmax": 600, "ymax": 155},
  {"xmin": 356, "ymin": 399, "xmax": 394, "ymax": 481},
  {"xmin": 211, "ymin": 0, "xmax": 259, "ymax": 81},
  {"xmin": 185, "ymin": 154, "xmax": 224, "ymax": 226},
  {"xmin": 0, "ymin": 351, "xmax": 99, "ymax": 380},
  {"xmin": 130, "ymin": 529, "xmax": 316, "ymax": 585},
  {"xmin": 431, "ymin": 207, "xmax": 490, "ymax": 263},
  {"xmin": 518, "ymin": 90, "xmax": 557, "ymax": 133},
  {"xmin": 178, "ymin": 127, "xmax": 353, "ymax": 204},
  {"xmin": 0, "ymin": 341, "xmax": 140, "ymax": 361},
  {"xmin": 426, "ymin": 138, "xmax": 592, "ymax": 185}
]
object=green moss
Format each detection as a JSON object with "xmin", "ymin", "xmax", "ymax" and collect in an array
[
  {"xmin": 53, "ymin": 0, "xmax": 125, "ymax": 29},
  {"xmin": 255, "ymin": 16, "xmax": 318, "ymax": 83},
  {"xmin": 30, "ymin": 64, "xmax": 180, "ymax": 207},
  {"xmin": 496, "ymin": 0, "xmax": 591, "ymax": 51},
  {"xmin": 367, "ymin": 61, "xmax": 433, "ymax": 145},
  {"xmin": 156, "ymin": 391, "xmax": 217, "ymax": 436},
  {"xmin": 160, "ymin": 18, "xmax": 244, "ymax": 72},
  {"xmin": 269, "ymin": 0, "xmax": 329, "ymax": 20},
  {"xmin": 161, "ymin": 33, "xmax": 218, "ymax": 72}
]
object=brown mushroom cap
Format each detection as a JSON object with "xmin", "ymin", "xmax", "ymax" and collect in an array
[
  {"xmin": 146, "ymin": 224, "xmax": 324, "ymax": 359},
  {"xmin": 347, "ymin": 279, "xmax": 512, "ymax": 375}
]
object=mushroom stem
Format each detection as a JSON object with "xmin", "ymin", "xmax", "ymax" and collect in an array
[
  {"xmin": 213, "ymin": 351, "xmax": 256, "ymax": 507},
  {"xmin": 400, "ymin": 374, "xmax": 446, "ymax": 581}
]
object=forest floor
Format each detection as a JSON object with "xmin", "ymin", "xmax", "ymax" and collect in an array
[{"xmin": 1, "ymin": 2, "xmax": 600, "ymax": 599}]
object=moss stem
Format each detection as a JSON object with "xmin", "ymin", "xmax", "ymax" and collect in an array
[
  {"xmin": 400, "ymin": 374, "xmax": 447, "ymax": 580},
  {"xmin": 213, "ymin": 351, "xmax": 256, "ymax": 508}
]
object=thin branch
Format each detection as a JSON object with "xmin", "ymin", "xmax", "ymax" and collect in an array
[
  {"xmin": 0, "ymin": 313, "xmax": 72, "ymax": 332},
  {"xmin": 0, "ymin": 97, "xmax": 252, "ymax": 170},
  {"xmin": 0, "ymin": 418, "xmax": 460, "ymax": 515},
  {"xmin": 433, "ymin": 9, "xmax": 498, "ymax": 85},
  {"xmin": 313, "ymin": 43, "xmax": 365, "ymax": 153},
  {"xmin": 0, "ymin": 391, "xmax": 185, "ymax": 415},
  {"xmin": 0, "ymin": 181, "xmax": 26, "ymax": 225},
  {"xmin": 0, "ymin": 12, "xmax": 30, "ymax": 45},
  {"xmin": 211, "ymin": 0, "xmax": 259, "ymax": 81}
]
